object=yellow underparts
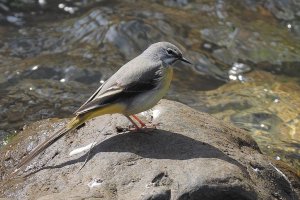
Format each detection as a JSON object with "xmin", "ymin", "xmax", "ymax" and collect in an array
[
  {"xmin": 66, "ymin": 103, "xmax": 125, "ymax": 130},
  {"xmin": 158, "ymin": 67, "xmax": 173, "ymax": 97},
  {"xmin": 165, "ymin": 67, "xmax": 173, "ymax": 85}
]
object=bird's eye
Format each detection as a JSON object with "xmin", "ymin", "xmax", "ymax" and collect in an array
[{"xmin": 166, "ymin": 48, "xmax": 173, "ymax": 55}]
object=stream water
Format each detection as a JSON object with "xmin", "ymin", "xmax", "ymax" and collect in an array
[{"xmin": 0, "ymin": 0, "xmax": 299, "ymax": 173}]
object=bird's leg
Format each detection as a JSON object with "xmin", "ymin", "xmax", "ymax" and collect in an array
[
  {"xmin": 131, "ymin": 114, "xmax": 146, "ymax": 127},
  {"xmin": 123, "ymin": 115, "xmax": 157, "ymax": 132},
  {"xmin": 131, "ymin": 114, "xmax": 159, "ymax": 129},
  {"xmin": 125, "ymin": 116, "xmax": 140, "ymax": 130}
]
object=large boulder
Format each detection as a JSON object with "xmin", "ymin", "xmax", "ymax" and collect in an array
[{"xmin": 0, "ymin": 100, "xmax": 299, "ymax": 200}]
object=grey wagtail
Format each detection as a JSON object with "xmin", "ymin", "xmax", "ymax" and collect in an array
[{"xmin": 13, "ymin": 41, "xmax": 191, "ymax": 174}]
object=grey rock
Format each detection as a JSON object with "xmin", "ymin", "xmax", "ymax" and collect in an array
[{"xmin": 0, "ymin": 100, "xmax": 299, "ymax": 200}]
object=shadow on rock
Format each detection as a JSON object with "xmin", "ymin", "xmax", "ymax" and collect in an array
[{"xmin": 40, "ymin": 129, "xmax": 248, "ymax": 177}]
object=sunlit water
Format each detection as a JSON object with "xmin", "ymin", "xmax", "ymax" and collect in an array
[{"xmin": 0, "ymin": 0, "xmax": 299, "ymax": 173}]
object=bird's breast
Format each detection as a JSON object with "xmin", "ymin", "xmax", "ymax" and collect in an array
[
  {"xmin": 124, "ymin": 67, "xmax": 173, "ymax": 115},
  {"xmin": 160, "ymin": 66, "xmax": 173, "ymax": 91}
]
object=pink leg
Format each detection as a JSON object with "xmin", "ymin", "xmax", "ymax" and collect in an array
[
  {"xmin": 132, "ymin": 114, "xmax": 159, "ymax": 129},
  {"xmin": 125, "ymin": 116, "xmax": 140, "ymax": 130},
  {"xmin": 131, "ymin": 114, "xmax": 146, "ymax": 127}
]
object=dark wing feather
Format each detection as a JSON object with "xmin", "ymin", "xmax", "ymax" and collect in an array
[
  {"xmin": 75, "ymin": 67, "xmax": 163, "ymax": 115},
  {"xmin": 75, "ymin": 86, "xmax": 123, "ymax": 115}
]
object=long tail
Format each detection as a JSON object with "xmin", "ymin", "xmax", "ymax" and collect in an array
[
  {"xmin": 11, "ymin": 103, "xmax": 125, "ymax": 176},
  {"xmin": 12, "ymin": 116, "xmax": 83, "ymax": 176}
]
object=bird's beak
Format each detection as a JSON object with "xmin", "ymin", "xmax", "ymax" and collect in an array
[{"xmin": 180, "ymin": 57, "xmax": 192, "ymax": 65}]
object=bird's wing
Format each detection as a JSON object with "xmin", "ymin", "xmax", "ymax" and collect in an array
[{"xmin": 75, "ymin": 65, "xmax": 163, "ymax": 115}]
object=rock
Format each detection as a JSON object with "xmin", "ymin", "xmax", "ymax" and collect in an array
[{"xmin": 0, "ymin": 100, "xmax": 299, "ymax": 200}]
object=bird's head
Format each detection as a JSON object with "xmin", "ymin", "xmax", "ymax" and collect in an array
[{"xmin": 144, "ymin": 42, "xmax": 192, "ymax": 66}]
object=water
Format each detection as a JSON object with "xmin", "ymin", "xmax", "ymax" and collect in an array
[{"xmin": 0, "ymin": 0, "xmax": 299, "ymax": 173}]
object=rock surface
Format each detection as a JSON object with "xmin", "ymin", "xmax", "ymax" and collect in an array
[{"xmin": 0, "ymin": 100, "xmax": 299, "ymax": 200}]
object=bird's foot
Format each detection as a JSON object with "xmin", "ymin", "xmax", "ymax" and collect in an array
[
  {"xmin": 130, "ymin": 115, "xmax": 161, "ymax": 129},
  {"xmin": 130, "ymin": 122, "xmax": 161, "ymax": 132},
  {"xmin": 140, "ymin": 122, "xmax": 161, "ymax": 129},
  {"xmin": 116, "ymin": 125, "xmax": 140, "ymax": 132}
]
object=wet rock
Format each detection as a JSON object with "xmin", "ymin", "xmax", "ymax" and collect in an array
[
  {"xmin": 0, "ymin": 100, "xmax": 299, "ymax": 199},
  {"xmin": 264, "ymin": 0, "xmax": 299, "ymax": 21}
]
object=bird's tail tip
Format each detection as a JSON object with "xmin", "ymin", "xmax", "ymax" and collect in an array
[{"xmin": 8, "ymin": 116, "xmax": 83, "ymax": 178}]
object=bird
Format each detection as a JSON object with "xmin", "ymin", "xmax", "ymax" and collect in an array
[{"xmin": 12, "ymin": 41, "xmax": 191, "ymax": 175}]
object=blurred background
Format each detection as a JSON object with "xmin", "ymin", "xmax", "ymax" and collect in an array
[{"xmin": 0, "ymin": 0, "xmax": 299, "ymax": 173}]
